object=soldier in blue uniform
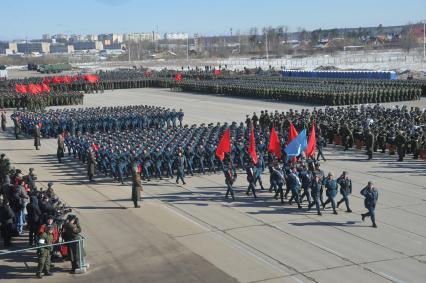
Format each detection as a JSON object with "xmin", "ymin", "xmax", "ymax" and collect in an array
[
  {"xmin": 271, "ymin": 163, "xmax": 285, "ymax": 204},
  {"xmin": 223, "ymin": 161, "xmax": 236, "ymax": 201},
  {"xmin": 361, "ymin": 181, "xmax": 379, "ymax": 228},
  {"xmin": 287, "ymin": 167, "xmax": 302, "ymax": 209},
  {"xmin": 175, "ymin": 151, "xmax": 186, "ymax": 185},
  {"xmin": 323, "ymin": 172, "xmax": 338, "ymax": 214},
  {"xmin": 308, "ymin": 174, "xmax": 322, "ymax": 215},
  {"xmin": 336, "ymin": 171, "xmax": 352, "ymax": 212},
  {"xmin": 245, "ymin": 163, "xmax": 257, "ymax": 199}
]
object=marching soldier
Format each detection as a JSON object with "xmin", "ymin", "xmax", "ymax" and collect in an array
[
  {"xmin": 323, "ymin": 172, "xmax": 338, "ymax": 214},
  {"xmin": 361, "ymin": 181, "xmax": 379, "ymax": 228},
  {"xmin": 336, "ymin": 171, "xmax": 352, "ymax": 213}
]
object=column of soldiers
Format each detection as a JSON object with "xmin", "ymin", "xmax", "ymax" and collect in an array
[
  {"xmin": 11, "ymin": 105, "xmax": 184, "ymax": 139},
  {"xmin": 247, "ymin": 105, "xmax": 426, "ymax": 162},
  {"xmin": 175, "ymin": 78, "xmax": 422, "ymax": 105},
  {"xmin": 0, "ymin": 80, "xmax": 83, "ymax": 110}
]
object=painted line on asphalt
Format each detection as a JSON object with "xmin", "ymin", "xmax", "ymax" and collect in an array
[
  {"xmin": 379, "ymin": 272, "xmax": 406, "ymax": 283},
  {"xmin": 307, "ymin": 241, "xmax": 345, "ymax": 259}
]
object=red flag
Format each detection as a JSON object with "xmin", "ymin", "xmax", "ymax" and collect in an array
[
  {"xmin": 63, "ymin": 75, "xmax": 72, "ymax": 84},
  {"xmin": 51, "ymin": 76, "xmax": 63, "ymax": 84},
  {"xmin": 268, "ymin": 127, "xmax": 281, "ymax": 159},
  {"xmin": 83, "ymin": 74, "xmax": 100, "ymax": 83},
  {"xmin": 214, "ymin": 69, "xmax": 221, "ymax": 75},
  {"xmin": 215, "ymin": 128, "xmax": 230, "ymax": 161},
  {"xmin": 175, "ymin": 73, "xmax": 182, "ymax": 81},
  {"xmin": 41, "ymin": 83, "xmax": 51, "ymax": 93},
  {"xmin": 15, "ymin": 84, "xmax": 27, "ymax": 93},
  {"xmin": 248, "ymin": 127, "xmax": 258, "ymax": 164},
  {"xmin": 91, "ymin": 143, "xmax": 100, "ymax": 151},
  {"xmin": 305, "ymin": 123, "xmax": 316, "ymax": 157},
  {"xmin": 28, "ymin": 83, "xmax": 42, "ymax": 95},
  {"xmin": 286, "ymin": 122, "xmax": 298, "ymax": 145}
]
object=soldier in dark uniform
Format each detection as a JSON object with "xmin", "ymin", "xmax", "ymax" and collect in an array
[
  {"xmin": 287, "ymin": 167, "xmax": 302, "ymax": 209},
  {"xmin": 57, "ymin": 134, "xmax": 65, "ymax": 163},
  {"xmin": 323, "ymin": 172, "xmax": 338, "ymax": 214},
  {"xmin": 34, "ymin": 124, "xmax": 41, "ymax": 150},
  {"xmin": 175, "ymin": 151, "xmax": 186, "ymax": 185},
  {"xmin": 1, "ymin": 111, "xmax": 6, "ymax": 131},
  {"xmin": 87, "ymin": 148, "xmax": 97, "ymax": 182},
  {"xmin": 131, "ymin": 163, "xmax": 143, "ymax": 208},
  {"xmin": 224, "ymin": 161, "xmax": 236, "ymax": 201},
  {"xmin": 271, "ymin": 163, "xmax": 285, "ymax": 204},
  {"xmin": 395, "ymin": 131, "xmax": 407, "ymax": 162},
  {"xmin": 316, "ymin": 134, "xmax": 326, "ymax": 161},
  {"xmin": 245, "ymin": 163, "xmax": 257, "ymax": 199},
  {"xmin": 365, "ymin": 129, "xmax": 374, "ymax": 160},
  {"xmin": 361, "ymin": 181, "xmax": 379, "ymax": 228},
  {"xmin": 308, "ymin": 174, "xmax": 322, "ymax": 215},
  {"xmin": 336, "ymin": 171, "xmax": 352, "ymax": 212}
]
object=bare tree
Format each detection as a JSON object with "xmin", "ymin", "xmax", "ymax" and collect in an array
[{"xmin": 401, "ymin": 24, "xmax": 418, "ymax": 53}]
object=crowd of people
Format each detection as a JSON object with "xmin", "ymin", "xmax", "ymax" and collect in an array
[
  {"xmin": 11, "ymin": 105, "xmax": 184, "ymax": 138},
  {"xmin": 0, "ymin": 154, "xmax": 85, "ymax": 278}
]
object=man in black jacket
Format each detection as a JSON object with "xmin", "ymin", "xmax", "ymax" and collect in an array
[
  {"xmin": 26, "ymin": 195, "xmax": 42, "ymax": 245},
  {"xmin": 0, "ymin": 200, "xmax": 15, "ymax": 247}
]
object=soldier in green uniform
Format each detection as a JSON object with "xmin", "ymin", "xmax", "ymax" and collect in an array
[{"xmin": 36, "ymin": 225, "xmax": 54, "ymax": 278}]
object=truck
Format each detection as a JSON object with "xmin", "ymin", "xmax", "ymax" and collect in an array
[{"xmin": 37, "ymin": 63, "xmax": 72, "ymax": 74}]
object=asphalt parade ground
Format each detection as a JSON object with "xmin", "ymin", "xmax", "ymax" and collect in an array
[{"xmin": 1, "ymin": 88, "xmax": 426, "ymax": 283}]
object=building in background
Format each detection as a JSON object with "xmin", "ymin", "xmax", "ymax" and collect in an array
[
  {"xmin": 17, "ymin": 42, "xmax": 50, "ymax": 54},
  {"xmin": 72, "ymin": 41, "xmax": 103, "ymax": 51},
  {"xmin": 86, "ymin": 34, "xmax": 98, "ymax": 41},
  {"xmin": 0, "ymin": 42, "xmax": 17, "ymax": 54},
  {"xmin": 98, "ymin": 33, "xmax": 123, "ymax": 45},
  {"xmin": 124, "ymin": 32, "xmax": 160, "ymax": 42},
  {"xmin": 164, "ymin": 32, "xmax": 188, "ymax": 40},
  {"xmin": 50, "ymin": 43, "xmax": 74, "ymax": 54}
]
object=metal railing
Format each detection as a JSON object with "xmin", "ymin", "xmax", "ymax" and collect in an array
[{"xmin": 0, "ymin": 236, "xmax": 88, "ymax": 273}]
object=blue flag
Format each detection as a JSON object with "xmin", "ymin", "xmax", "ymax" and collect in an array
[{"xmin": 284, "ymin": 129, "xmax": 307, "ymax": 158}]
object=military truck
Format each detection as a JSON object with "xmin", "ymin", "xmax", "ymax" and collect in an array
[{"xmin": 37, "ymin": 63, "xmax": 72, "ymax": 74}]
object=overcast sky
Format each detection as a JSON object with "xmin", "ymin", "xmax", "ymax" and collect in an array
[{"xmin": 0, "ymin": 0, "xmax": 424, "ymax": 40}]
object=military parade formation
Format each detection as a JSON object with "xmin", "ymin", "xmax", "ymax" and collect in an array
[
  {"xmin": 0, "ymin": 66, "xmax": 425, "ymax": 280},
  {"xmin": 10, "ymin": 105, "xmax": 184, "ymax": 138}
]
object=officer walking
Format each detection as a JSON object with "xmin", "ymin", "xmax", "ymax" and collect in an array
[
  {"xmin": 361, "ymin": 181, "xmax": 379, "ymax": 228},
  {"xmin": 175, "ymin": 151, "xmax": 186, "ymax": 185},
  {"xmin": 57, "ymin": 134, "xmax": 65, "ymax": 163},
  {"xmin": 131, "ymin": 163, "xmax": 143, "ymax": 208},
  {"xmin": 34, "ymin": 124, "xmax": 41, "ymax": 150}
]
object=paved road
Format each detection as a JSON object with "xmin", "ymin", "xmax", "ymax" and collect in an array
[{"xmin": 1, "ymin": 89, "xmax": 426, "ymax": 283}]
